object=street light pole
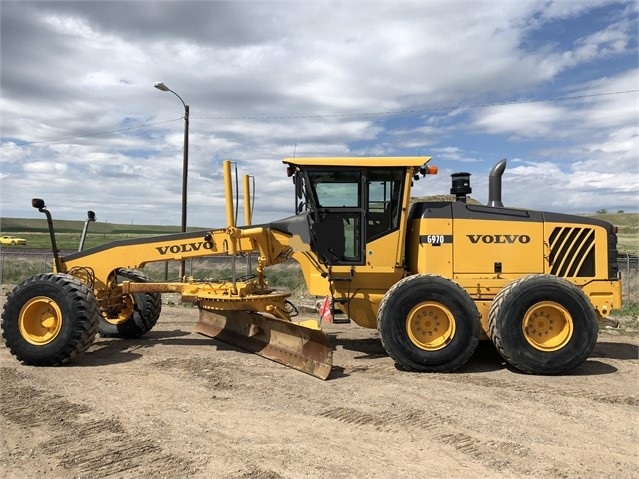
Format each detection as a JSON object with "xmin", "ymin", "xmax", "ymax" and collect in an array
[{"xmin": 154, "ymin": 82, "xmax": 189, "ymax": 280}]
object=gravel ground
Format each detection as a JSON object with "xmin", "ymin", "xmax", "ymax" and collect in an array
[{"xmin": 1, "ymin": 291, "xmax": 637, "ymax": 479}]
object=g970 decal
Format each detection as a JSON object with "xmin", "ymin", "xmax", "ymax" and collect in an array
[{"xmin": 419, "ymin": 235, "xmax": 452, "ymax": 245}]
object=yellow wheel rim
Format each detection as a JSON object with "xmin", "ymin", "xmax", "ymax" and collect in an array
[
  {"xmin": 522, "ymin": 301, "xmax": 573, "ymax": 351},
  {"xmin": 102, "ymin": 295, "xmax": 135, "ymax": 325},
  {"xmin": 406, "ymin": 301, "xmax": 456, "ymax": 351},
  {"xmin": 19, "ymin": 296, "xmax": 63, "ymax": 345}
]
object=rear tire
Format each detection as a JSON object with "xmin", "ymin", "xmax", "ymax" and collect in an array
[
  {"xmin": 1, "ymin": 273, "xmax": 99, "ymax": 365},
  {"xmin": 488, "ymin": 274, "xmax": 597, "ymax": 374},
  {"xmin": 98, "ymin": 269, "xmax": 162, "ymax": 338},
  {"xmin": 377, "ymin": 274, "xmax": 480, "ymax": 372}
]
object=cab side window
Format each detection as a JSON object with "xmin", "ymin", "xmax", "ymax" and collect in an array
[{"xmin": 367, "ymin": 169, "xmax": 404, "ymax": 241}]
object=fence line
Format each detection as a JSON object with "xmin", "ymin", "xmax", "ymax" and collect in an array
[
  {"xmin": 617, "ymin": 254, "xmax": 639, "ymax": 302},
  {"xmin": 0, "ymin": 251, "xmax": 254, "ymax": 284}
]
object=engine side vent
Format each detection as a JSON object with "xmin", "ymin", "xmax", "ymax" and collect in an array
[{"xmin": 548, "ymin": 226, "xmax": 596, "ymax": 277}]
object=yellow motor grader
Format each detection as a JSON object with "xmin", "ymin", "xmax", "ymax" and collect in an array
[{"xmin": 1, "ymin": 157, "xmax": 622, "ymax": 379}]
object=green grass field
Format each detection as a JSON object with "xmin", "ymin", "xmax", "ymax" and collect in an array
[
  {"xmin": 587, "ymin": 212, "xmax": 638, "ymax": 255},
  {"xmin": 0, "ymin": 217, "xmax": 197, "ymax": 250},
  {"xmin": 0, "ymin": 216, "xmax": 187, "ymax": 235}
]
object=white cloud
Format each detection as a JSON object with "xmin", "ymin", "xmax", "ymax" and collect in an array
[
  {"xmin": 23, "ymin": 161, "xmax": 69, "ymax": 175},
  {"xmin": 1, "ymin": 0, "xmax": 637, "ymax": 224},
  {"xmin": 473, "ymin": 103, "xmax": 567, "ymax": 138}
]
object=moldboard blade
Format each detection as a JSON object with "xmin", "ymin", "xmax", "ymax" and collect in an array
[{"xmin": 195, "ymin": 309, "xmax": 333, "ymax": 380}]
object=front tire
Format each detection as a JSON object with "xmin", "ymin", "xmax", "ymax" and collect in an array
[
  {"xmin": 377, "ymin": 274, "xmax": 480, "ymax": 372},
  {"xmin": 98, "ymin": 269, "xmax": 162, "ymax": 338},
  {"xmin": 1, "ymin": 273, "xmax": 99, "ymax": 365},
  {"xmin": 488, "ymin": 274, "xmax": 598, "ymax": 374}
]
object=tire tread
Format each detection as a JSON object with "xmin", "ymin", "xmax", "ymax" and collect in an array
[{"xmin": 1, "ymin": 273, "xmax": 99, "ymax": 366}]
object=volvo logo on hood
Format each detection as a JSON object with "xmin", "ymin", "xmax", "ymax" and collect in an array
[{"xmin": 467, "ymin": 234, "xmax": 531, "ymax": 244}]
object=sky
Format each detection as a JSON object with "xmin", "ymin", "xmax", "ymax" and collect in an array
[{"xmin": 1, "ymin": 0, "xmax": 638, "ymax": 228}]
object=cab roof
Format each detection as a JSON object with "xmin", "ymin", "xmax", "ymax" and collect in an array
[{"xmin": 282, "ymin": 156, "xmax": 432, "ymax": 168}]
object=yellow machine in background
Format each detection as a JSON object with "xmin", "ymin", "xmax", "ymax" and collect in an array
[{"xmin": 1, "ymin": 157, "xmax": 622, "ymax": 378}]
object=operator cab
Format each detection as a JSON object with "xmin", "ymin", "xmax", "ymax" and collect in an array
[{"xmin": 283, "ymin": 157, "xmax": 434, "ymax": 266}]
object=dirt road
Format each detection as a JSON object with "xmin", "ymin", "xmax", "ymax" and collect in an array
[{"xmin": 1, "ymin": 298, "xmax": 637, "ymax": 479}]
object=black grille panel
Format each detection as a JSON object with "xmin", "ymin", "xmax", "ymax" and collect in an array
[{"xmin": 548, "ymin": 226, "xmax": 596, "ymax": 277}]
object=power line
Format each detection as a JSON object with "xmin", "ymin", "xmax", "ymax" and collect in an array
[
  {"xmin": 8, "ymin": 118, "xmax": 183, "ymax": 146},
  {"xmin": 194, "ymin": 89, "xmax": 639, "ymax": 120},
  {"xmin": 4, "ymin": 89, "xmax": 638, "ymax": 146}
]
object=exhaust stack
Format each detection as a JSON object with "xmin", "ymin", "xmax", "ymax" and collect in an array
[{"xmin": 488, "ymin": 159, "xmax": 507, "ymax": 207}]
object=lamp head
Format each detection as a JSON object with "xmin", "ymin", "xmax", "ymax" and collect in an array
[{"xmin": 154, "ymin": 82, "xmax": 170, "ymax": 92}]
